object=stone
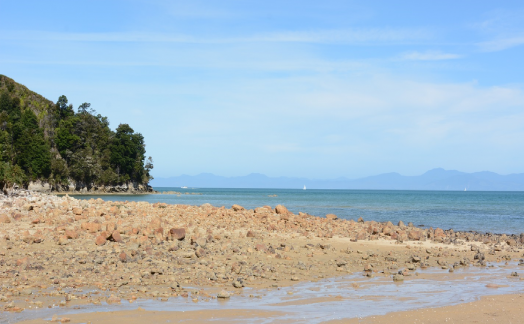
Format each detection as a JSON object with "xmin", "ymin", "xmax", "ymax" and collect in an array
[
  {"xmin": 195, "ymin": 248, "xmax": 206, "ymax": 258},
  {"xmin": 0, "ymin": 215, "xmax": 11, "ymax": 223},
  {"xmin": 65, "ymin": 230, "xmax": 78, "ymax": 240},
  {"xmin": 408, "ymin": 230, "xmax": 421, "ymax": 241},
  {"xmin": 232, "ymin": 204, "xmax": 245, "ymax": 211},
  {"xmin": 246, "ymin": 230, "xmax": 256, "ymax": 238},
  {"xmin": 106, "ymin": 294, "xmax": 121, "ymax": 304},
  {"xmin": 233, "ymin": 281, "xmax": 243, "ymax": 288},
  {"xmin": 119, "ymin": 252, "xmax": 127, "ymax": 262},
  {"xmin": 393, "ymin": 274, "xmax": 404, "ymax": 281},
  {"xmin": 95, "ymin": 235, "xmax": 107, "ymax": 246},
  {"xmin": 170, "ymin": 228, "xmax": 186, "ymax": 240},
  {"xmin": 357, "ymin": 217, "xmax": 364, "ymax": 223},
  {"xmin": 217, "ymin": 290, "xmax": 230, "ymax": 298},
  {"xmin": 111, "ymin": 230, "xmax": 122, "ymax": 243},
  {"xmin": 255, "ymin": 243, "xmax": 267, "ymax": 252},
  {"xmin": 275, "ymin": 205, "xmax": 289, "ymax": 214},
  {"xmin": 58, "ymin": 235, "xmax": 68, "ymax": 245},
  {"xmin": 196, "ymin": 238, "xmax": 207, "ymax": 247},
  {"xmin": 326, "ymin": 214, "xmax": 338, "ymax": 220}
]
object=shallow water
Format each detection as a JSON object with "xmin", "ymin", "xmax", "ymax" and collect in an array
[
  {"xmin": 74, "ymin": 188, "xmax": 524, "ymax": 234},
  {"xmin": 5, "ymin": 263, "xmax": 524, "ymax": 323}
]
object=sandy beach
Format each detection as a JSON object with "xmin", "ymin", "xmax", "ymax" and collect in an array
[{"xmin": 1, "ymin": 191, "xmax": 523, "ymax": 323}]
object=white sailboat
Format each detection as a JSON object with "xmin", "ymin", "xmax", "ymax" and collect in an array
[
  {"xmin": 303, "ymin": 185, "xmax": 306, "ymax": 190},
  {"xmin": 464, "ymin": 187, "xmax": 467, "ymax": 191}
]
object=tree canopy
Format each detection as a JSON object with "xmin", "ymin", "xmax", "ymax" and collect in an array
[{"xmin": 0, "ymin": 74, "xmax": 153, "ymax": 189}]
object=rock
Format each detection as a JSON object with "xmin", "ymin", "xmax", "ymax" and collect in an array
[
  {"xmin": 58, "ymin": 235, "xmax": 68, "ymax": 245},
  {"xmin": 195, "ymin": 248, "xmax": 206, "ymax": 258},
  {"xmin": 393, "ymin": 274, "xmax": 404, "ymax": 281},
  {"xmin": 275, "ymin": 205, "xmax": 289, "ymax": 214},
  {"xmin": 326, "ymin": 214, "xmax": 338, "ymax": 220},
  {"xmin": 170, "ymin": 228, "xmax": 186, "ymax": 240},
  {"xmin": 246, "ymin": 230, "xmax": 256, "ymax": 238},
  {"xmin": 0, "ymin": 215, "xmax": 11, "ymax": 223},
  {"xmin": 336, "ymin": 260, "xmax": 347, "ymax": 267},
  {"xmin": 196, "ymin": 238, "xmax": 207, "ymax": 247},
  {"xmin": 474, "ymin": 252, "xmax": 485, "ymax": 261},
  {"xmin": 255, "ymin": 243, "xmax": 267, "ymax": 252},
  {"xmin": 357, "ymin": 217, "xmax": 364, "ymax": 223},
  {"xmin": 232, "ymin": 204, "xmax": 245, "ymax": 211},
  {"xmin": 119, "ymin": 252, "xmax": 127, "ymax": 262},
  {"xmin": 72, "ymin": 207, "xmax": 82, "ymax": 215},
  {"xmin": 95, "ymin": 235, "xmax": 107, "ymax": 246},
  {"xmin": 21, "ymin": 288, "xmax": 32, "ymax": 296},
  {"xmin": 408, "ymin": 230, "xmax": 421, "ymax": 241},
  {"xmin": 217, "ymin": 290, "xmax": 230, "ymax": 298},
  {"xmin": 65, "ymin": 230, "xmax": 78, "ymax": 239},
  {"xmin": 106, "ymin": 294, "xmax": 121, "ymax": 304},
  {"xmin": 111, "ymin": 230, "xmax": 122, "ymax": 243},
  {"xmin": 233, "ymin": 281, "xmax": 243, "ymax": 288}
]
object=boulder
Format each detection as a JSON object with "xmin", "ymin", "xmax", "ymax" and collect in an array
[
  {"xmin": 111, "ymin": 230, "xmax": 122, "ymax": 243},
  {"xmin": 326, "ymin": 214, "xmax": 338, "ymax": 220},
  {"xmin": 275, "ymin": 205, "xmax": 289, "ymax": 215},
  {"xmin": 95, "ymin": 235, "xmax": 107, "ymax": 246},
  {"xmin": 170, "ymin": 228, "xmax": 186, "ymax": 240},
  {"xmin": 232, "ymin": 204, "xmax": 245, "ymax": 211}
]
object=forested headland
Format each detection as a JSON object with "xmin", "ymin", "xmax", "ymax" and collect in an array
[{"xmin": 0, "ymin": 75, "xmax": 153, "ymax": 193}]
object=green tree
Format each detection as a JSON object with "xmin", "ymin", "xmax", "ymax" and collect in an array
[
  {"xmin": 110, "ymin": 124, "xmax": 146, "ymax": 182},
  {"xmin": 12, "ymin": 110, "xmax": 51, "ymax": 179},
  {"xmin": 0, "ymin": 162, "xmax": 25, "ymax": 191}
]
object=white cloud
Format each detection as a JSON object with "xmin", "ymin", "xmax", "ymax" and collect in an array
[
  {"xmin": 400, "ymin": 51, "xmax": 462, "ymax": 61},
  {"xmin": 0, "ymin": 28, "xmax": 430, "ymax": 45},
  {"xmin": 477, "ymin": 35, "xmax": 524, "ymax": 52}
]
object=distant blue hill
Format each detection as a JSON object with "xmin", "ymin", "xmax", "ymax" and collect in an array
[{"xmin": 150, "ymin": 168, "xmax": 524, "ymax": 191}]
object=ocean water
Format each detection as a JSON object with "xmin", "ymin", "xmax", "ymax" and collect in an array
[{"xmin": 74, "ymin": 188, "xmax": 524, "ymax": 235}]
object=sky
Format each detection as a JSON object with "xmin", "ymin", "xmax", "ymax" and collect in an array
[{"xmin": 1, "ymin": 0, "xmax": 524, "ymax": 179}]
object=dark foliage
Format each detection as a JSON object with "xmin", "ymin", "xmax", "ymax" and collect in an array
[{"xmin": 0, "ymin": 75, "xmax": 152, "ymax": 188}]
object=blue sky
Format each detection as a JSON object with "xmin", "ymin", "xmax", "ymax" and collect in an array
[{"xmin": 1, "ymin": 0, "xmax": 524, "ymax": 179}]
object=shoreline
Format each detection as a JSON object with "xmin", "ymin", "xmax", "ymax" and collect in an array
[{"xmin": 1, "ymin": 191, "xmax": 523, "ymax": 322}]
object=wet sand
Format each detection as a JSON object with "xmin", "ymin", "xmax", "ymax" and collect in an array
[
  {"xmin": 1, "ymin": 191, "xmax": 524, "ymax": 322},
  {"xmin": 334, "ymin": 293, "xmax": 524, "ymax": 323}
]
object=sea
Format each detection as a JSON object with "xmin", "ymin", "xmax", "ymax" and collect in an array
[{"xmin": 74, "ymin": 188, "xmax": 524, "ymax": 235}]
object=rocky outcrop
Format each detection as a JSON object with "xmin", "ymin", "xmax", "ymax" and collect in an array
[{"xmin": 27, "ymin": 180, "xmax": 154, "ymax": 194}]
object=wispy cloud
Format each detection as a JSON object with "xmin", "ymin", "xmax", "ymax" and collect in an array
[
  {"xmin": 400, "ymin": 50, "xmax": 462, "ymax": 61},
  {"xmin": 0, "ymin": 28, "xmax": 430, "ymax": 45},
  {"xmin": 472, "ymin": 10, "xmax": 524, "ymax": 52},
  {"xmin": 477, "ymin": 35, "xmax": 524, "ymax": 52}
]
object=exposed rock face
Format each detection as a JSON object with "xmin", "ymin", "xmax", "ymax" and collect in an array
[{"xmin": 27, "ymin": 180, "xmax": 154, "ymax": 194}]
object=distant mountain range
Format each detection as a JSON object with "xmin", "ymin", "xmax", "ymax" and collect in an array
[{"xmin": 150, "ymin": 168, "xmax": 524, "ymax": 191}]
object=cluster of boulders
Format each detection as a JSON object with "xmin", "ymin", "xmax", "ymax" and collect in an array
[{"xmin": 0, "ymin": 190, "xmax": 523, "ymax": 313}]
